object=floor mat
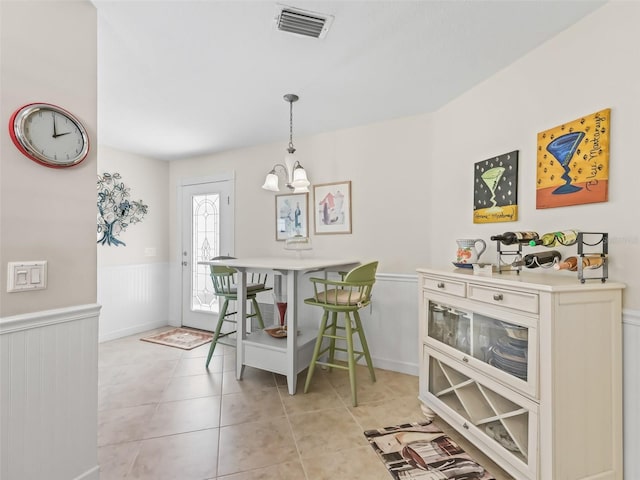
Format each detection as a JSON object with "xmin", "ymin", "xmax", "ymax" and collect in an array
[
  {"xmin": 364, "ymin": 420, "xmax": 496, "ymax": 480},
  {"xmin": 140, "ymin": 327, "xmax": 213, "ymax": 350}
]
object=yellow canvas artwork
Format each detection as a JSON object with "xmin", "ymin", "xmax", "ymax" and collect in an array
[{"xmin": 536, "ymin": 108, "xmax": 610, "ymax": 209}]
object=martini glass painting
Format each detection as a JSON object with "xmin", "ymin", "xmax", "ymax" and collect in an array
[
  {"xmin": 480, "ymin": 167, "xmax": 505, "ymax": 212},
  {"xmin": 546, "ymin": 131, "xmax": 585, "ymax": 194}
]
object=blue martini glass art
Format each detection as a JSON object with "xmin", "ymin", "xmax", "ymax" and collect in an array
[{"xmin": 546, "ymin": 131, "xmax": 585, "ymax": 194}]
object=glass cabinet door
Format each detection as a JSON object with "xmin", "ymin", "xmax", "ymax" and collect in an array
[
  {"xmin": 427, "ymin": 304, "xmax": 471, "ymax": 355},
  {"xmin": 427, "ymin": 301, "xmax": 529, "ymax": 383},
  {"xmin": 472, "ymin": 313, "xmax": 528, "ymax": 381}
]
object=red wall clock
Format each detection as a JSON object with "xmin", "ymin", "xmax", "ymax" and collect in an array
[{"xmin": 9, "ymin": 103, "xmax": 90, "ymax": 168}]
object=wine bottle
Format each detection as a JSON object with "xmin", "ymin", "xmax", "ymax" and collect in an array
[
  {"xmin": 554, "ymin": 229, "xmax": 579, "ymax": 246},
  {"xmin": 490, "ymin": 231, "xmax": 539, "ymax": 245},
  {"xmin": 553, "ymin": 255, "xmax": 605, "ymax": 271},
  {"xmin": 529, "ymin": 232, "xmax": 558, "ymax": 247},
  {"xmin": 529, "ymin": 229, "xmax": 579, "ymax": 247},
  {"xmin": 512, "ymin": 250, "xmax": 561, "ymax": 268}
]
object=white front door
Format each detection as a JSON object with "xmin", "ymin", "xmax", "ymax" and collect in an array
[{"xmin": 181, "ymin": 178, "xmax": 234, "ymax": 331}]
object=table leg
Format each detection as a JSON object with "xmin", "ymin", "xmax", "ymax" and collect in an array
[
  {"xmin": 236, "ymin": 268, "xmax": 247, "ymax": 381},
  {"xmin": 286, "ymin": 269, "xmax": 298, "ymax": 395}
]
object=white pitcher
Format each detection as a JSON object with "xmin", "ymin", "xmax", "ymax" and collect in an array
[{"xmin": 456, "ymin": 238, "xmax": 487, "ymax": 264}]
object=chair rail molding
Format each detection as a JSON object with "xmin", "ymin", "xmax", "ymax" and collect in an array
[
  {"xmin": 0, "ymin": 303, "xmax": 101, "ymax": 333},
  {"xmin": 623, "ymin": 307, "xmax": 640, "ymax": 327}
]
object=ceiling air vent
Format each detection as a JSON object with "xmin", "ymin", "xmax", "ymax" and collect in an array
[{"xmin": 275, "ymin": 5, "xmax": 334, "ymax": 39}]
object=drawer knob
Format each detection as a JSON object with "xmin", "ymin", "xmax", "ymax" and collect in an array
[
  {"xmin": 493, "ymin": 293, "xmax": 504, "ymax": 301},
  {"xmin": 463, "ymin": 422, "xmax": 469, "ymax": 430},
  {"xmin": 437, "ymin": 282, "xmax": 445, "ymax": 289}
]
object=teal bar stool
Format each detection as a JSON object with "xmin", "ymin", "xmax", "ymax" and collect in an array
[
  {"xmin": 205, "ymin": 258, "xmax": 271, "ymax": 368},
  {"xmin": 303, "ymin": 261, "xmax": 378, "ymax": 406}
]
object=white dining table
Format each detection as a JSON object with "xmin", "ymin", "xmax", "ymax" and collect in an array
[{"xmin": 199, "ymin": 256, "xmax": 359, "ymax": 394}]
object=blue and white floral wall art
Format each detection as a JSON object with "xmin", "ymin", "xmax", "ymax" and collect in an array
[{"xmin": 97, "ymin": 172, "xmax": 148, "ymax": 246}]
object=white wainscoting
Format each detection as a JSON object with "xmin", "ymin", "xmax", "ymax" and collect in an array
[
  {"xmin": 623, "ymin": 309, "xmax": 640, "ymax": 480},
  {"xmin": 356, "ymin": 273, "xmax": 420, "ymax": 375},
  {"xmin": 0, "ymin": 304, "xmax": 101, "ymax": 480},
  {"xmin": 98, "ymin": 263, "xmax": 170, "ymax": 342}
]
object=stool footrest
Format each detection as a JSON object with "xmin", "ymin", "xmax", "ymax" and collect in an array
[
  {"xmin": 321, "ymin": 334, "xmax": 345, "ymax": 340},
  {"xmin": 315, "ymin": 360, "xmax": 349, "ymax": 371},
  {"xmin": 222, "ymin": 311, "xmax": 259, "ymax": 319},
  {"xmin": 321, "ymin": 345, "xmax": 365, "ymax": 358}
]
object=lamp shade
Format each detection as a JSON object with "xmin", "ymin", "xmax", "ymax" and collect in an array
[
  {"xmin": 261, "ymin": 172, "xmax": 280, "ymax": 191},
  {"xmin": 291, "ymin": 164, "xmax": 310, "ymax": 192}
]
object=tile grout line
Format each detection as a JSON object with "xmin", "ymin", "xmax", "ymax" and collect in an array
[
  {"xmin": 214, "ymin": 347, "xmax": 231, "ymax": 479},
  {"xmin": 277, "ymin": 376, "xmax": 311, "ymax": 480},
  {"xmin": 122, "ymin": 382, "xmax": 165, "ymax": 478}
]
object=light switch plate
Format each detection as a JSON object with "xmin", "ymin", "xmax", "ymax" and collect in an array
[{"xmin": 7, "ymin": 261, "xmax": 47, "ymax": 292}]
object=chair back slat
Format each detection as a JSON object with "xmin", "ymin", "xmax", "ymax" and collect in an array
[
  {"xmin": 344, "ymin": 261, "xmax": 378, "ymax": 283},
  {"xmin": 209, "ymin": 265, "xmax": 236, "ymax": 294},
  {"xmin": 209, "ymin": 256, "xmax": 271, "ymax": 296}
]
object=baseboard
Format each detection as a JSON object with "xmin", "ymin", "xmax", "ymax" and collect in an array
[
  {"xmin": 372, "ymin": 356, "xmax": 419, "ymax": 376},
  {"xmin": 328, "ymin": 351, "xmax": 418, "ymax": 376},
  {"xmin": 99, "ymin": 320, "xmax": 168, "ymax": 343}
]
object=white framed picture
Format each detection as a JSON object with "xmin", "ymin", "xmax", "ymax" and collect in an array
[
  {"xmin": 314, "ymin": 181, "xmax": 352, "ymax": 235},
  {"xmin": 275, "ymin": 193, "xmax": 309, "ymax": 241}
]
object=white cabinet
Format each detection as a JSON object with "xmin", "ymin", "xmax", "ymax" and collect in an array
[{"xmin": 417, "ymin": 268, "xmax": 624, "ymax": 480}]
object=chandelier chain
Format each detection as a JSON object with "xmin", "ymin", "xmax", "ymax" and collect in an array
[{"xmin": 288, "ymin": 99, "xmax": 295, "ymax": 151}]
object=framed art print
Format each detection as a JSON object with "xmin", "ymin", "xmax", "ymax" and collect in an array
[
  {"xmin": 314, "ymin": 181, "xmax": 352, "ymax": 235},
  {"xmin": 473, "ymin": 150, "xmax": 518, "ymax": 223},
  {"xmin": 536, "ymin": 108, "xmax": 610, "ymax": 209},
  {"xmin": 275, "ymin": 193, "xmax": 308, "ymax": 241}
]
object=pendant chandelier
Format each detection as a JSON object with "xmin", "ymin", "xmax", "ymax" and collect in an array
[{"xmin": 262, "ymin": 94, "xmax": 310, "ymax": 193}]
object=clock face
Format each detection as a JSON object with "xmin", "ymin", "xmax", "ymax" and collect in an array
[{"xmin": 9, "ymin": 103, "xmax": 90, "ymax": 168}]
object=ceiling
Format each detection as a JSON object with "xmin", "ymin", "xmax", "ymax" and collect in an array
[{"xmin": 95, "ymin": 0, "xmax": 605, "ymax": 161}]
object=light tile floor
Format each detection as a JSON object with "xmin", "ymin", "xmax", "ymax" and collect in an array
[{"xmin": 98, "ymin": 328, "xmax": 513, "ymax": 479}]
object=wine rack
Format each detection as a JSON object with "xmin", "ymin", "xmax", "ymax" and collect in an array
[
  {"xmin": 576, "ymin": 232, "xmax": 608, "ymax": 283},
  {"xmin": 493, "ymin": 231, "xmax": 609, "ymax": 282},
  {"xmin": 495, "ymin": 241, "xmax": 523, "ymax": 274}
]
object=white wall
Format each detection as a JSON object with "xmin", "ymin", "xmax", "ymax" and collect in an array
[
  {"xmin": 97, "ymin": 146, "xmax": 170, "ymax": 341},
  {"xmin": 0, "ymin": 2, "xmax": 99, "ymax": 479},
  {"xmin": 168, "ymin": 113, "xmax": 434, "ymax": 273},
  {"xmin": 0, "ymin": 1, "xmax": 98, "ymax": 317},
  {"xmin": 428, "ymin": 1, "xmax": 640, "ymax": 309},
  {"xmin": 168, "ymin": 1, "xmax": 640, "ymax": 310}
]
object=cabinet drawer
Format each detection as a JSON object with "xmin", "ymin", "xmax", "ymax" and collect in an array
[
  {"xmin": 422, "ymin": 275, "xmax": 466, "ymax": 297},
  {"xmin": 468, "ymin": 284, "xmax": 538, "ymax": 314}
]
